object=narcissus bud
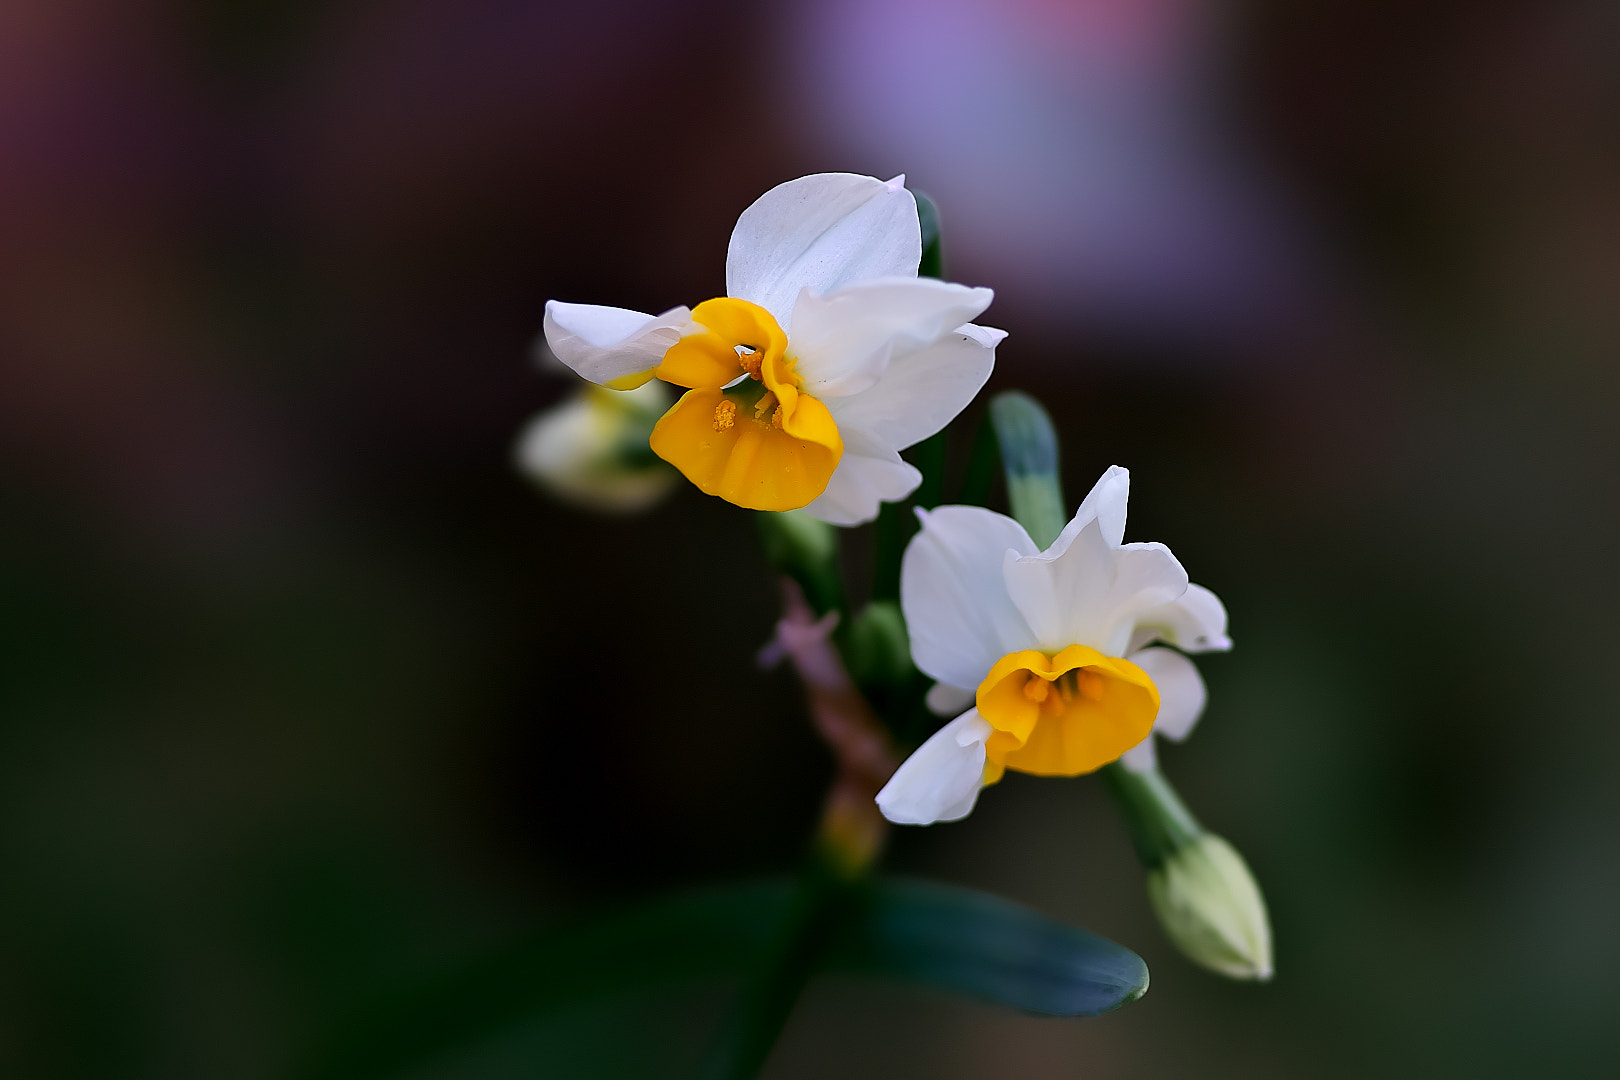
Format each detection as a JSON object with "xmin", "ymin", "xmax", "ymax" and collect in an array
[
  {"xmin": 515, "ymin": 382, "xmax": 676, "ymax": 512},
  {"xmin": 1147, "ymin": 833, "xmax": 1273, "ymax": 981}
]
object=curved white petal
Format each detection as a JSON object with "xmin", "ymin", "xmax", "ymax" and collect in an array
[
  {"xmin": 1021, "ymin": 466, "xmax": 1133, "ymax": 573},
  {"xmin": 543, "ymin": 301, "xmax": 694, "ymax": 387},
  {"xmin": 1128, "ymin": 583, "xmax": 1233, "ymax": 654},
  {"xmin": 1130, "ymin": 646, "xmax": 1207, "ymax": 742},
  {"xmin": 1119, "ymin": 734, "xmax": 1159, "ymax": 773},
  {"xmin": 788, "ymin": 278, "xmax": 994, "ymax": 398},
  {"xmin": 876, "ymin": 710, "xmax": 993, "ymax": 825},
  {"xmin": 727, "ymin": 173, "xmax": 921, "ymax": 324},
  {"xmin": 824, "ymin": 322, "xmax": 1003, "ymax": 454},
  {"xmin": 901, "ymin": 506, "xmax": 1039, "ymax": 689},
  {"xmin": 1004, "ymin": 521, "xmax": 1189, "ymax": 656},
  {"xmin": 801, "ymin": 437, "xmax": 921, "ymax": 526},
  {"xmin": 1050, "ymin": 465, "xmax": 1132, "ymax": 550},
  {"xmin": 925, "ymin": 681, "xmax": 976, "ymax": 717}
]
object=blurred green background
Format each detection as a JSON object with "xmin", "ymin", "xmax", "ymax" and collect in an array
[{"xmin": 2, "ymin": 0, "xmax": 1618, "ymax": 1076}]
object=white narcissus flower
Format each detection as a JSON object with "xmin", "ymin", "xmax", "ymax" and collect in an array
[
  {"xmin": 515, "ymin": 381, "xmax": 678, "ymax": 512},
  {"xmin": 877, "ymin": 467, "xmax": 1231, "ymax": 825},
  {"xmin": 541, "ymin": 173, "xmax": 1004, "ymax": 525}
]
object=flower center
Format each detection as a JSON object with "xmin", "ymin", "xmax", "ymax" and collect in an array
[
  {"xmin": 975, "ymin": 645, "xmax": 1159, "ymax": 780},
  {"xmin": 647, "ymin": 297, "xmax": 843, "ymax": 512}
]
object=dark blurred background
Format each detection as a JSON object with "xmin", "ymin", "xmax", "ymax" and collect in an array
[{"xmin": 3, "ymin": 0, "xmax": 1618, "ymax": 1076}]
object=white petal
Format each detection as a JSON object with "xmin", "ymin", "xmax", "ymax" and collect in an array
[
  {"xmin": 1120, "ymin": 735, "xmax": 1158, "ymax": 773},
  {"xmin": 727, "ymin": 173, "xmax": 921, "ymax": 325},
  {"xmin": 1130, "ymin": 646, "xmax": 1207, "ymax": 742},
  {"xmin": 823, "ymin": 322, "xmax": 1003, "ymax": 453},
  {"xmin": 543, "ymin": 301, "xmax": 694, "ymax": 387},
  {"xmin": 876, "ymin": 710, "xmax": 993, "ymax": 825},
  {"xmin": 901, "ymin": 506, "xmax": 1039, "ymax": 689},
  {"xmin": 1128, "ymin": 583, "xmax": 1233, "ymax": 654},
  {"xmin": 788, "ymin": 278, "xmax": 994, "ymax": 398},
  {"xmin": 1041, "ymin": 465, "xmax": 1132, "ymax": 554},
  {"xmin": 925, "ymin": 681, "xmax": 976, "ymax": 717},
  {"xmin": 1004, "ymin": 523, "xmax": 1189, "ymax": 656},
  {"xmin": 801, "ymin": 435, "xmax": 921, "ymax": 527}
]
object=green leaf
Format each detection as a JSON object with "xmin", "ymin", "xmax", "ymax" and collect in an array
[
  {"xmin": 834, "ymin": 877, "xmax": 1149, "ymax": 1016},
  {"xmin": 955, "ymin": 407, "xmax": 1001, "ymax": 507},
  {"xmin": 989, "ymin": 390, "xmax": 1067, "ymax": 548},
  {"xmin": 907, "ymin": 429, "xmax": 947, "ymax": 509},
  {"xmin": 300, "ymin": 881, "xmax": 792, "ymax": 1080},
  {"xmin": 302, "ymin": 876, "xmax": 1147, "ymax": 1079},
  {"xmin": 913, "ymin": 190, "xmax": 944, "ymax": 279}
]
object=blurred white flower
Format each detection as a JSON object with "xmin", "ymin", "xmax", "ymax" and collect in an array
[
  {"xmin": 514, "ymin": 381, "xmax": 678, "ymax": 513},
  {"xmin": 542, "ymin": 172, "xmax": 1003, "ymax": 524},
  {"xmin": 877, "ymin": 467, "xmax": 1230, "ymax": 824}
]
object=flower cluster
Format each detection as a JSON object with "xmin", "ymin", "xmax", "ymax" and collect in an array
[{"xmin": 517, "ymin": 172, "xmax": 1270, "ymax": 985}]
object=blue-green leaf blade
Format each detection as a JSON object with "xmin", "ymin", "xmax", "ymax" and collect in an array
[
  {"xmin": 830, "ymin": 877, "xmax": 1149, "ymax": 1016},
  {"xmin": 301, "ymin": 879, "xmax": 794, "ymax": 1080}
]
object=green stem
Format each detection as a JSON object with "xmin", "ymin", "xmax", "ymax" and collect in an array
[
  {"xmin": 695, "ymin": 855, "xmax": 862, "ymax": 1080},
  {"xmin": 718, "ymin": 191, "xmax": 951, "ymax": 1080},
  {"xmin": 756, "ymin": 511, "xmax": 844, "ymax": 617},
  {"xmin": 1098, "ymin": 762, "xmax": 1205, "ymax": 869}
]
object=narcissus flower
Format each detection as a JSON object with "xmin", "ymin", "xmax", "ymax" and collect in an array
[
  {"xmin": 514, "ymin": 381, "xmax": 678, "ymax": 513},
  {"xmin": 542, "ymin": 173, "xmax": 1003, "ymax": 524},
  {"xmin": 877, "ymin": 467, "xmax": 1230, "ymax": 824}
]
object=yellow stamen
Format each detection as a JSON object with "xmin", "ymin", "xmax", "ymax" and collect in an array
[
  {"xmin": 1077, "ymin": 669, "xmax": 1106, "ymax": 701},
  {"xmin": 975, "ymin": 646, "xmax": 1160, "ymax": 777},
  {"xmin": 648, "ymin": 297, "xmax": 842, "ymax": 512}
]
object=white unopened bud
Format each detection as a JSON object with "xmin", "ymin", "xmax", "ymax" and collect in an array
[
  {"xmin": 1147, "ymin": 833, "xmax": 1273, "ymax": 981},
  {"xmin": 515, "ymin": 382, "xmax": 676, "ymax": 512}
]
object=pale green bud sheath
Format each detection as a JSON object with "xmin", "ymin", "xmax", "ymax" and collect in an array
[
  {"xmin": 990, "ymin": 390, "xmax": 1274, "ymax": 981},
  {"xmin": 1149, "ymin": 833, "xmax": 1273, "ymax": 980},
  {"xmin": 988, "ymin": 390, "xmax": 1068, "ymax": 548},
  {"xmin": 1101, "ymin": 765, "xmax": 1274, "ymax": 980}
]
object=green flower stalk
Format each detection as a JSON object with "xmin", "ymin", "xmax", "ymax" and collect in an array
[{"xmin": 1102, "ymin": 763, "xmax": 1273, "ymax": 980}]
